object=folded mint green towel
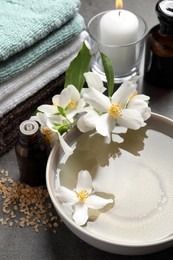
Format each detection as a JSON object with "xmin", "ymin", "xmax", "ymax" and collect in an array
[
  {"xmin": 0, "ymin": 0, "xmax": 80, "ymax": 61},
  {"xmin": 0, "ymin": 14, "xmax": 85, "ymax": 83}
]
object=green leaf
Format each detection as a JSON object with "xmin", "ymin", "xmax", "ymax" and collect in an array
[
  {"xmin": 100, "ymin": 52, "xmax": 114, "ymax": 97},
  {"xmin": 58, "ymin": 125, "xmax": 69, "ymax": 135},
  {"xmin": 64, "ymin": 42, "xmax": 92, "ymax": 92},
  {"xmin": 58, "ymin": 106, "xmax": 66, "ymax": 117},
  {"xmin": 53, "ymin": 124, "xmax": 69, "ymax": 135}
]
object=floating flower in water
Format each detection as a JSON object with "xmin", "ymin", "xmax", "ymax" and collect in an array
[{"xmin": 55, "ymin": 170, "xmax": 114, "ymax": 226}]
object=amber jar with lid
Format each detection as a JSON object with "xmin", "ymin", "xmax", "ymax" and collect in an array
[
  {"xmin": 144, "ymin": 0, "xmax": 173, "ymax": 88},
  {"xmin": 15, "ymin": 120, "xmax": 48, "ymax": 186}
]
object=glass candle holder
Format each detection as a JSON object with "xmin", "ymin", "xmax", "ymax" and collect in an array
[{"xmin": 87, "ymin": 11, "xmax": 147, "ymax": 83}]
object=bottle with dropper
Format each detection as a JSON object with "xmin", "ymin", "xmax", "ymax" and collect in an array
[
  {"xmin": 15, "ymin": 120, "xmax": 48, "ymax": 186},
  {"xmin": 144, "ymin": 0, "xmax": 173, "ymax": 88}
]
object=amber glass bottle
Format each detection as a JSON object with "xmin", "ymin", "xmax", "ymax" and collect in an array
[
  {"xmin": 15, "ymin": 120, "xmax": 48, "ymax": 186},
  {"xmin": 144, "ymin": 0, "xmax": 173, "ymax": 88}
]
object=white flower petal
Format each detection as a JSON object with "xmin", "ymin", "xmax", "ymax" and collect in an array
[
  {"xmin": 133, "ymin": 94, "xmax": 150, "ymax": 101},
  {"xmin": 142, "ymin": 107, "xmax": 151, "ymax": 121},
  {"xmin": 58, "ymin": 132, "xmax": 73, "ymax": 156},
  {"xmin": 62, "ymin": 203, "xmax": 74, "ymax": 216},
  {"xmin": 55, "ymin": 186, "xmax": 78, "ymax": 205},
  {"xmin": 112, "ymin": 81, "xmax": 136, "ymax": 106},
  {"xmin": 96, "ymin": 113, "xmax": 115, "ymax": 138},
  {"xmin": 77, "ymin": 115, "xmax": 94, "ymax": 133},
  {"xmin": 112, "ymin": 133, "xmax": 124, "ymax": 143},
  {"xmin": 48, "ymin": 115, "xmax": 64, "ymax": 124},
  {"xmin": 30, "ymin": 112, "xmax": 47, "ymax": 126},
  {"xmin": 104, "ymin": 136, "xmax": 111, "ymax": 144},
  {"xmin": 46, "ymin": 118, "xmax": 59, "ymax": 132},
  {"xmin": 59, "ymin": 88, "xmax": 71, "ymax": 108},
  {"xmin": 38, "ymin": 104, "xmax": 57, "ymax": 115},
  {"xmin": 76, "ymin": 170, "xmax": 93, "ymax": 194},
  {"xmin": 52, "ymin": 94, "xmax": 60, "ymax": 106},
  {"xmin": 84, "ymin": 88, "xmax": 110, "ymax": 112},
  {"xmin": 128, "ymin": 99, "xmax": 147, "ymax": 109},
  {"xmin": 117, "ymin": 109, "xmax": 146, "ymax": 130},
  {"xmin": 46, "ymin": 118, "xmax": 55, "ymax": 131},
  {"xmin": 55, "ymin": 171, "xmax": 60, "ymax": 190},
  {"xmin": 77, "ymin": 108, "xmax": 99, "ymax": 133},
  {"xmin": 84, "ymin": 72, "xmax": 106, "ymax": 93},
  {"xmin": 67, "ymin": 84, "xmax": 80, "ymax": 102},
  {"xmin": 112, "ymin": 126, "xmax": 127, "ymax": 134},
  {"xmin": 75, "ymin": 98, "xmax": 86, "ymax": 112},
  {"xmin": 85, "ymin": 195, "xmax": 113, "ymax": 209},
  {"xmin": 82, "ymin": 109, "xmax": 99, "ymax": 127},
  {"xmin": 128, "ymin": 99, "xmax": 151, "ymax": 120},
  {"xmin": 73, "ymin": 203, "xmax": 88, "ymax": 226}
]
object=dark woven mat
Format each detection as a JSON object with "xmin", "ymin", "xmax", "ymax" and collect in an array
[{"xmin": 0, "ymin": 74, "xmax": 65, "ymax": 156}]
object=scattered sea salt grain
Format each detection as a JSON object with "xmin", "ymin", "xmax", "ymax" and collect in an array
[{"xmin": 0, "ymin": 169, "xmax": 60, "ymax": 233}]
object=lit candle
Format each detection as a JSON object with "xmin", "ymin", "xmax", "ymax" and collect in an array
[{"xmin": 100, "ymin": 0, "xmax": 139, "ymax": 76}]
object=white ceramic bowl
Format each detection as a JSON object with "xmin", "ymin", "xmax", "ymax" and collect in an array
[{"xmin": 46, "ymin": 113, "xmax": 173, "ymax": 255}]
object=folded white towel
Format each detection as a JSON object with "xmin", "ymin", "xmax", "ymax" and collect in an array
[{"xmin": 0, "ymin": 31, "xmax": 88, "ymax": 117}]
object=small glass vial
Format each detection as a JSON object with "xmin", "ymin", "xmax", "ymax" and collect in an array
[
  {"xmin": 144, "ymin": 0, "xmax": 173, "ymax": 88},
  {"xmin": 15, "ymin": 120, "xmax": 48, "ymax": 186}
]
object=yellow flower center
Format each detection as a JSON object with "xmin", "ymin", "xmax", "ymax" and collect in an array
[
  {"xmin": 69, "ymin": 100, "xmax": 76, "ymax": 109},
  {"xmin": 108, "ymin": 103, "xmax": 122, "ymax": 118},
  {"xmin": 76, "ymin": 190, "xmax": 89, "ymax": 202}
]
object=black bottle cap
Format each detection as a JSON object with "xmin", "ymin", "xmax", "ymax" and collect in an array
[{"xmin": 156, "ymin": 0, "xmax": 173, "ymax": 34}]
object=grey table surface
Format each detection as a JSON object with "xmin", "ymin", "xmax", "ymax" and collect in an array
[{"xmin": 1, "ymin": 0, "xmax": 173, "ymax": 259}]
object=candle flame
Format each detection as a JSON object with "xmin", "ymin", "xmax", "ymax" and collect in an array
[{"xmin": 115, "ymin": 0, "xmax": 123, "ymax": 9}]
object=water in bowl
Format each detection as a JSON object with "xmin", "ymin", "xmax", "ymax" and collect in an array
[{"xmin": 56, "ymin": 124, "xmax": 173, "ymax": 244}]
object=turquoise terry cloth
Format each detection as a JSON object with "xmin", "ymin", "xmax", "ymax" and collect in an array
[
  {"xmin": 0, "ymin": 14, "xmax": 85, "ymax": 83},
  {"xmin": 0, "ymin": 0, "xmax": 80, "ymax": 61}
]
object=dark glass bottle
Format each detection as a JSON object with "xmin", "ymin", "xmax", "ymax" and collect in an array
[
  {"xmin": 144, "ymin": 0, "xmax": 173, "ymax": 88},
  {"xmin": 15, "ymin": 120, "xmax": 48, "ymax": 186}
]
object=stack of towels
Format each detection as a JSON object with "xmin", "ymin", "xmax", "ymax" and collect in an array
[{"xmin": 0, "ymin": 0, "xmax": 87, "ymax": 156}]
